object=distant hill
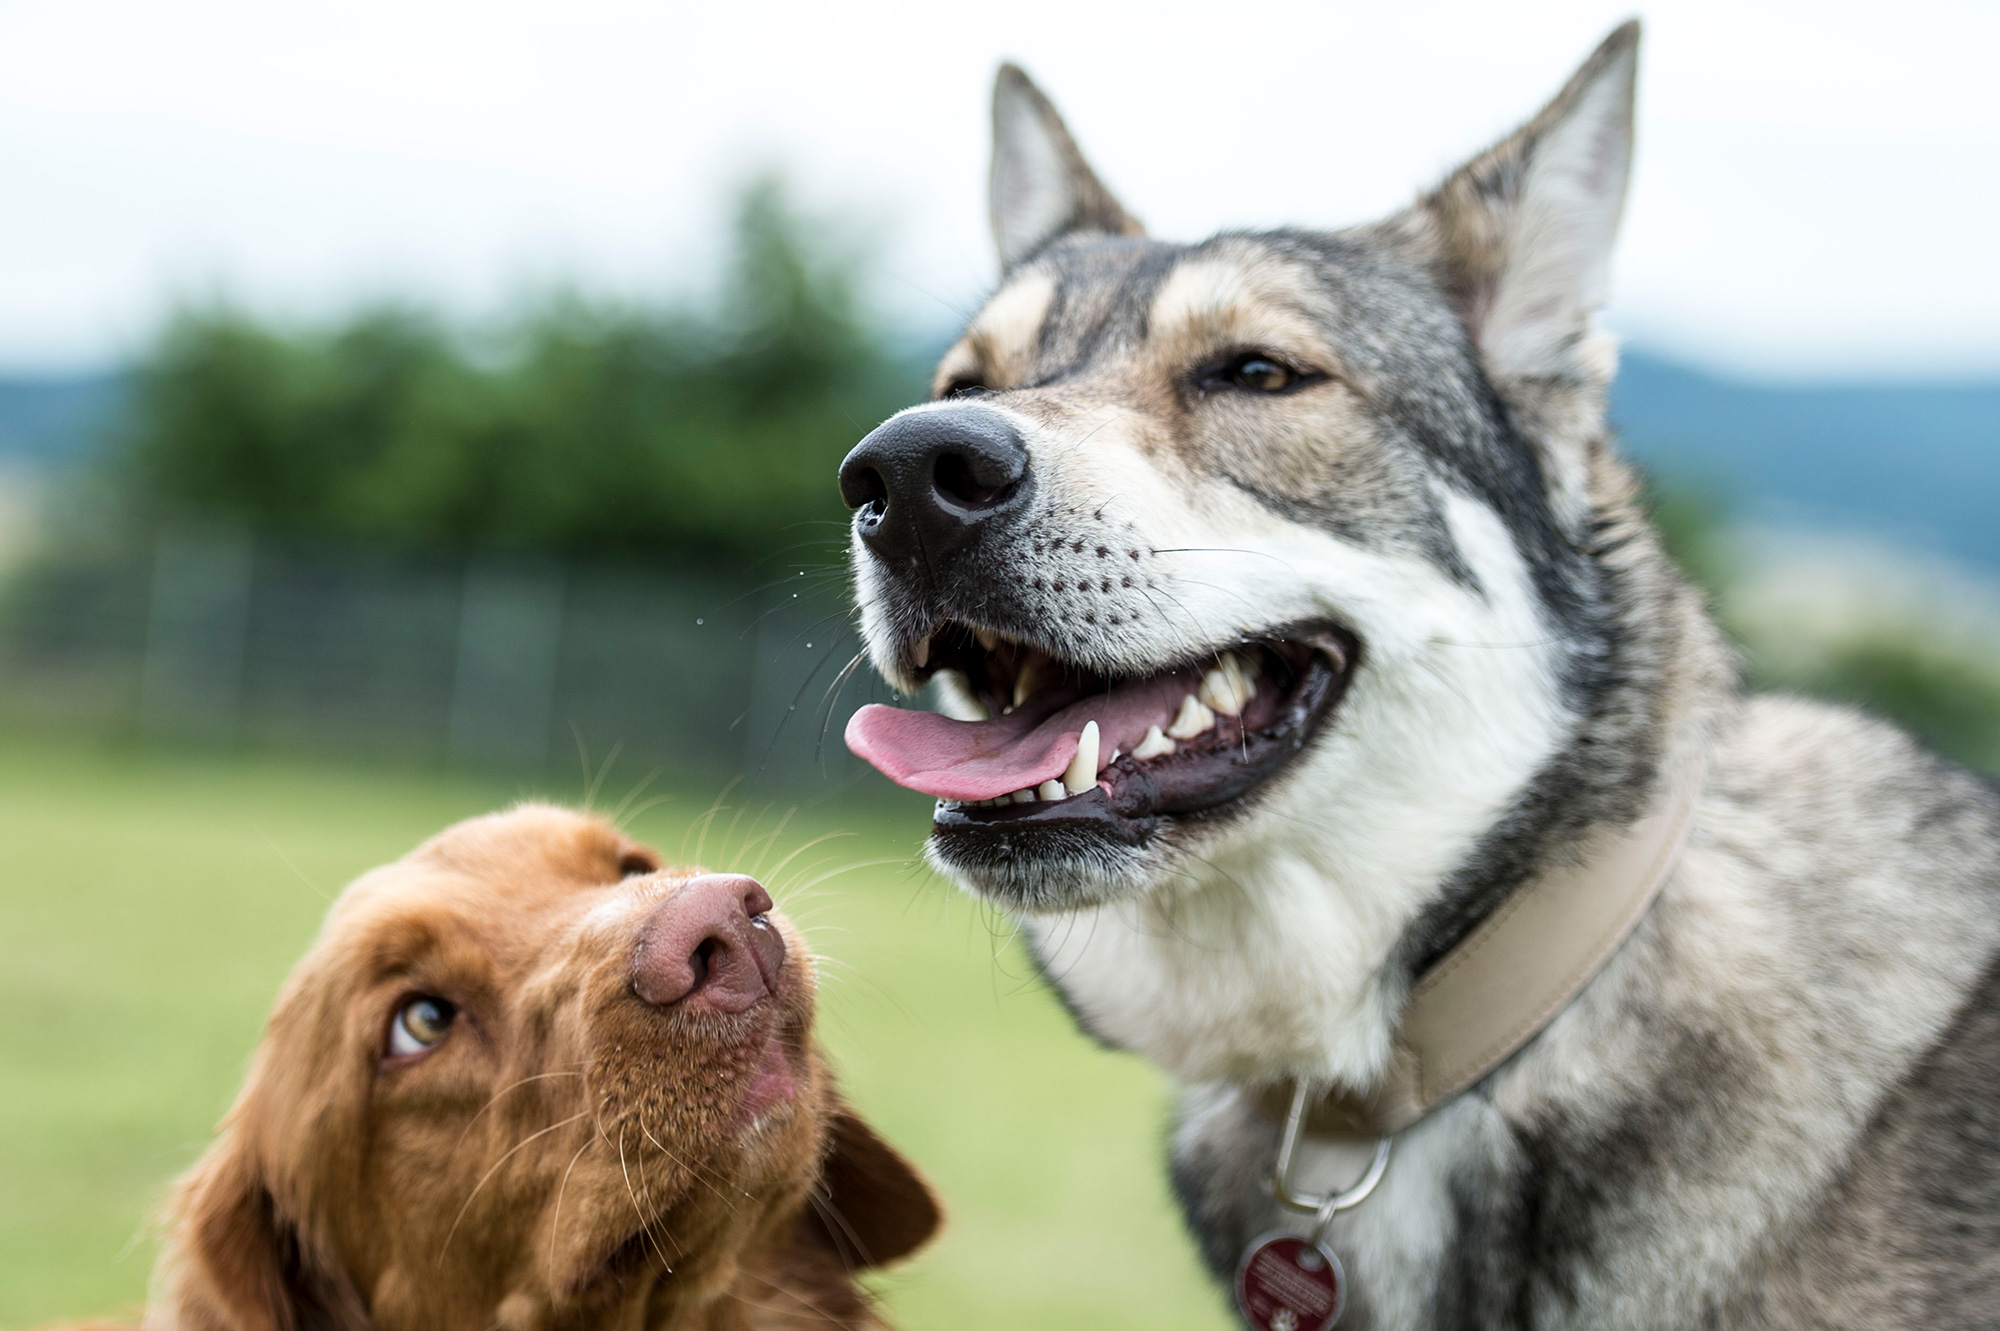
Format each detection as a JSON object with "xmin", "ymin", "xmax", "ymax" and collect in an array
[
  {"xmin": 1613, "ymin": 352, "xmax": 2000, "ymax": 573},
  {"xmin": 0, "ymin": 373, "xmax": 122, "ymax": 468},
  {"xmin": 1, "ymin": 353, "xmax": 1996, "ymax": 574}
]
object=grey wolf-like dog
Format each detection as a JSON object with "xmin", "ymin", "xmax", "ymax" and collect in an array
[{"xmin": 837, "ymin": 22, "xmax": 2000, "ymax": 1330}]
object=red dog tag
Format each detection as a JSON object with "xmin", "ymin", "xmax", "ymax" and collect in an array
[{"xmin": 1235, "ymin": 1233, "xmax": 1345, "ymax": 1331}]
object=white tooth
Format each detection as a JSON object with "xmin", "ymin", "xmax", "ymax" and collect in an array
[
  {"xmin": 912, "ymin": 636, "xmax": 930, "ymax": 668},
  {"xmin": 1107, "ymin": 747, "xmax": 1121, "ymax": 765},
  {"xmin": 1197, "ymin": 668, "xmax": 1226, "ymax": 714},
  {"xmin": 1234, "ymin": 652, "xmax": 1258, "ymax": 700},
  {"xmin": 1200, "ymin": 655, "xmax": 1257, "ymax": 715},
  {"xmin": 1012, "ymin": 787, "xmax": 1036, "ymax": 803},
  {"xmin": 1063, "ymin": 721, "xmax": 1100, "ymax": 794},
  {"xmin": 1197, "ymin": 666, "xmax": 1241, "ymax": 717},
  {"xmin": 974, "ymin": 626, "xmax": 1000, "ymax": 650},
  {"xmin": 1012, "ymin": 661, "xmax": 1040, "ymax": 709},
  {"xmin": 934, "ymin": 668, "xmax": 992, "ymax": 722},
  {"xmin": 1037, "ymin": 779, "xmax": 1067, "ymax": 801},
  {"xmin": 1166, "ymin": 694, "xmax": 1216, "ymax": 741},
  {"xmin": 1132, "ymin": 725, "xmax": 1175, "ymax": 760}
]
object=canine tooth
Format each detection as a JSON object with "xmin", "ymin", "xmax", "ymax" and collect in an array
[
  {"xmin": 1012, "ymin": 661, "xmax": 1040, "ymax": 709},
  {"xmin": 912, "ymin": 636, "xmax": 930, "ymax": 668},
  {"xmin": 1037, "ymin": 779, "xmax": 1067, "ymax": 801},
  {"xmin": 1166, "ymin": 694, "xmax": 1216, "ymax": 741},
  {"xmin": 1107, "ymin": 747, "xmax": 1120, "ymax": 765},
  {"xmin": 1132, "ymin": 725, "xmax": 1175, "ymax": 760},
  {"xmin": 1011, "ymin": 788, "xmax": 1036, "ymax": 803},
  {"xmin": 1063, "ymin": 721, "xmax": 1100, "ymax": 794},
  {"xmin": 974, "ymin": 626, "xmax": 1000, "ymax": 650}
]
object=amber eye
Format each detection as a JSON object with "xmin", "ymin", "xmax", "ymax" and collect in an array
[
  {"xmin": 387, "ymin": 996, "xmax": 456, "ymax": 1058},
  {"xmin": 1232, "ymin": 355, "xmax": 1294, "ymax": 391},
  {"xmin": 1201, "ymin": 353, "xmax": 1311, "ymax": 395}
]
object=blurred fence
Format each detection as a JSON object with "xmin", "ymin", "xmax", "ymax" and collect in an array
[{"xmin": 0, "ymin": 526, "xmax": 892, "ymax": 790}]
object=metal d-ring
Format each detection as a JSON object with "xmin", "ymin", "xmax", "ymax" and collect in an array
[{"xmin": 1270, "ymin": 1080, "xmax": 1393, "ymax": 1240}]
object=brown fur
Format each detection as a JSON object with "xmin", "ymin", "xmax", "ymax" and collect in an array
[{"xmin": 64, "ymin": 804, "xmax": 938, "ymax": 1331}]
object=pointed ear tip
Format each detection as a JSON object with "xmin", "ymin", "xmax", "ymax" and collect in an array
[
  {"xmin": 1564, "ymin": 19, "xmax": 1639, "ymax": 105},
  {"xmin": 1598, "ymin": 18, "xmax": 1642, "ymax": 67},
  {"xmin": 994, "ymin": 61, "xmax": 1034, "ymax": 97}
]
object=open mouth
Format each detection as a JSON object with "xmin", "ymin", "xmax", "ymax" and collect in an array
[{"xmin": 846, "ymin": 622, "xmax": 1355, "ymax": 845}]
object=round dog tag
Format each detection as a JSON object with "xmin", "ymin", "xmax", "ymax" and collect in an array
[{"xmin": 1235, "ymin": 1233, "xmax": 1345, "ymax": 1331}]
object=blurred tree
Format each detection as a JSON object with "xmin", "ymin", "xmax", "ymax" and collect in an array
[
  {"xmin": 119, "ymin": 177, "xmax": 923, "ymax": 567},
  {"xmin": 1790, "ymin": 635, "xmax": 2000, "ymax": 769},
  {"xmin": 1647, "ymin": 469, "xmax": 2000, "ymax": 772},
  {"xmin": 1644, "ymin": 474, "xmax": 1735, "ymax": 603}
]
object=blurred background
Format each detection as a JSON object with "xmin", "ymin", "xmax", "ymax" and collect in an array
[{"xmin": 2, "ymin": 1, "xmax": 1996, "ymax": 1326}]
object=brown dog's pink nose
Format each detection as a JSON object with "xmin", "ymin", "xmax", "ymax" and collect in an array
[{"xmin": 631, "ymin": 874, "xmax": 786, "ymax": 1014}]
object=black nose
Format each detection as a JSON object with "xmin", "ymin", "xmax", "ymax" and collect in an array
[{"xmin": 838, "ymin": 407, "xmax": 1030, "ymax": 570}]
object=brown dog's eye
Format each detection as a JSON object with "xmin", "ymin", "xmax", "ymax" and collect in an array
[
  {"xmin": 1201, "ymin": 353, "xmax": 1311, "ymax": 395},
  {"xmin": 941, "ymin": 376, "xmax": 989, "ymax": 400},
  {"xmin": 386, "ymin": 996, "xmax": 456, "ymax": 1059}
]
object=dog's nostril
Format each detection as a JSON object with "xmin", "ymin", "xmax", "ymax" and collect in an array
[
  {"xmin": 631, "ymin": 874, "xmax": 786, "ymax": 1013},
  {"xmin": 841, "ymin": 463, "xmax": 889, "ymax": 512},
  {"xmin": 933, "ymin": 451, "xmax": 1012, "ymax": 511},
  {"xmin": 686, "ymin": 937, "xmax": 716, "ymax": 993}
]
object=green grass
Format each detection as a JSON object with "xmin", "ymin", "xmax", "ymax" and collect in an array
[{"xmin": 0, "ymin": 734, "xmax": 1231, "ymax": 1330}]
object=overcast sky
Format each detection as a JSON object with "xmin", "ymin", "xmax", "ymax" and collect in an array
[{"xmin": 1, "ymin": 0, "xmax": 1995, "ymax": 378}]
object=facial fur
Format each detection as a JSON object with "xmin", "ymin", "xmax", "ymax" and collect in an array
[
  {"xmin": 842, "ymin": 31, "xmax": 1685, "ymax": 1088},
  {"xmin": 144, "ymin": 805, "xmax": 939, "ymax": 1331}
]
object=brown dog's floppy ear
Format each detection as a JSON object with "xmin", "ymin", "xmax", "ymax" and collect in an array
[
  {"xmin": 161, "ymin": 1127, "xmax": 369, "ymax": 1331},
  {"xmin": 798, "ymin": 1105, "xmax": 943, "ymax": 1270}
]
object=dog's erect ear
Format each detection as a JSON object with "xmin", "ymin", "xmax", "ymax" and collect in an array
[
  {"xmin": 797, "ymin": 1104, "xmax": 943, "ymax": 1270},
  {"xmin": 159, "ymin": 1127, "xmax": 369, "ymax": 1331},
  {"xmin": 1416, "ymin": 21, "xmax": 1638, "ymax": 389},
  {"xmin": 989, "ymin": 63, "xmax": 1143, "ymax": 273}
]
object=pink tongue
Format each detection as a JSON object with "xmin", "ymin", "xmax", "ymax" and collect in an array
[{"xmin": 845, "ymin": 671, "xmax": 1200, "ymax": 801}]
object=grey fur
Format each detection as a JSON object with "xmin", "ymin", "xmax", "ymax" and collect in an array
[{"xmin": 847, "ymin": 23, "xmax": 2000, "ymax": 1328}]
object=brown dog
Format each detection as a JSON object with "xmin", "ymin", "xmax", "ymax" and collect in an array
[{"xmin": 108, "ymin": 803, "xmax": 938, "ymax": 1330}]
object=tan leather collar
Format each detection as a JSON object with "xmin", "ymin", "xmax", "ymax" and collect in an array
[{"xmin": 1258, "ymin": 759, "xmax": 1704, "ymax": 1139}]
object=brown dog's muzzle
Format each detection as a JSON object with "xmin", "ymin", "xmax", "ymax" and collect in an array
[{"xmin": 630, "ymin": 873, "xmax": 787, "ymax": 1014}]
